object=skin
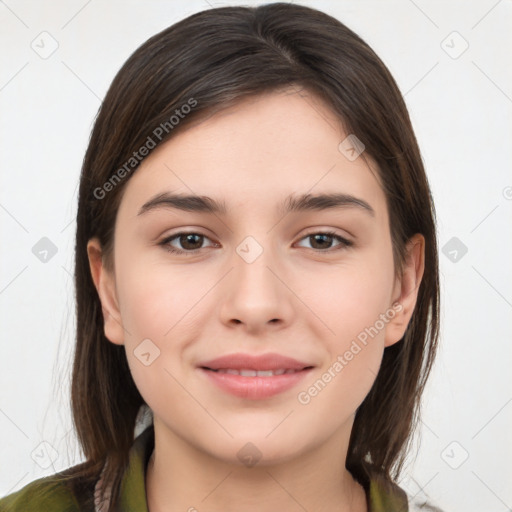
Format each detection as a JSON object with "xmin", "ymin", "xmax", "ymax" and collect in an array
[{"xmin": 87, "ymin": 87, "xmax": 424, "ymax": 512}]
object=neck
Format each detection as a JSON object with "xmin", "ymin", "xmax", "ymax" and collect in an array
[{"xmin": 145, "ymin": 420, "xmax": 367, "ymax": 512}]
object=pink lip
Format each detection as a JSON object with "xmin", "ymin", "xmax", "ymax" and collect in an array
[
  {"xmin": 198, "ymin": 352, "xmax": 312, "ymax": 371},
  {"xmin": 197, "ymin": 352, "xmax": 314, "ymax": 400}
]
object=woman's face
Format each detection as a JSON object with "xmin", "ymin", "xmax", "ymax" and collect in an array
[{"xmin": 88, "ymin": 88, "xmax": 422, "ymax": 465}]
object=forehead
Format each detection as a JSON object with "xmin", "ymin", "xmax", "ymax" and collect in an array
[{"xmin": 117, "ymin": 89, "xmax": 387, "ymax": 222}]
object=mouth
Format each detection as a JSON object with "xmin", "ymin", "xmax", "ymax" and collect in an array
[
  {"xmin": 197, "ymin": 353, "xmax": 315, "ymax": 399},
  {"xmin": 202, "ymin": 367, "xmax": 312, "ymax": 376}
]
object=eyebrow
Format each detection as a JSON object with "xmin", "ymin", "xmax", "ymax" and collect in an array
[{"xmin": 137, "ymin": 191, "xmax": 375, "ymax": 217}]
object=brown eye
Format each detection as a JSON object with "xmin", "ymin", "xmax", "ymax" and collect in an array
[
  {"xmin": 160, "ymin": 232, "xmax": 215, "ymax": 255},
  {"xmin": 296, "ymin": 231, "xmax": 353, "ymax": 251},
  {"xmin": 176, "ymin": 233, "xmax": 204, "ymax": 250}
]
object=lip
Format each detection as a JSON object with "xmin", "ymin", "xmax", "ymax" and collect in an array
[
  {"xmin": 197, "ymin": 352, "xmax": 314, "ymax": 400},
  {"xmin": 198, "ymin": 352, "xmax": 313, "ymax": 371}
]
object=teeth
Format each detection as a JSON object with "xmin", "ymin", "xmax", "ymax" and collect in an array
[
  {"xmin": 240, "ymin": 370, "xmax": 257, "ymax": 377},
  {"xmin": 213, "ymin": 368, "xmax": 300, "ymax": 377}
]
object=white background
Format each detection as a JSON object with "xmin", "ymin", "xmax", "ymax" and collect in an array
[{"xmin": 0, "ymin": 1, "xmax": 511, "ymax": 511}]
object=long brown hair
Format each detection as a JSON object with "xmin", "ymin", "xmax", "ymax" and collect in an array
[{"xmin": 66, "ymin": 3, "xmax": 439, "ymax": 509}]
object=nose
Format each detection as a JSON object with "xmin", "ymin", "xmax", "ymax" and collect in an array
[{"xmin": 218, "ymin": 240, "xmax": 294, "ymax": 334}]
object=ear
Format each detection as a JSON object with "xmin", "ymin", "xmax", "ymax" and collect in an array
[
  {"xmin": 384, "ymin": 233, "xmax": 425, "ymax": 347},
  {"xmin": 87, "ymin": 237, "xmax": 125, "ymax": 346}
]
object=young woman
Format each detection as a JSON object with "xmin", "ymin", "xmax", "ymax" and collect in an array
[{"xmin": 0, "ymin": 3, "xmax": 443, "ymax": 511}]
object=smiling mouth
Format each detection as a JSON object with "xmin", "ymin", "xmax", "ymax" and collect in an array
[
  {"xmin": 202, "ymin": 367, "xmax": 313, "ymax": 377},
  {"xmin": 199, "ymin": 365, "xmax": 314, "ymax": 399}
]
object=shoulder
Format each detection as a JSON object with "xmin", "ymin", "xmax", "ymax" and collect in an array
[{"xmin": 0, "ymin": 470, "xmax": 94, "ymax": 512}]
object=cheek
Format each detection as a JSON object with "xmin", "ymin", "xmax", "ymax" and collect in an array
[
  {"xmin": 116, "ymin": 259, "xmax": 204, "ymax": 341},
  {"xmin": 312, "ymin": 257, "xmax": 395, "ymax": 345},
  {"xmin": 301, "ymin": 251, "xmax": 395, "ymax": 406},
  {"xmin": 114, "ymin": 265, "xmax": 190, "ymax": 409},
  {"xmin": 119, "ymin": 278, "xmax": 172, "ymax": 341},
  {"xmin": 114, "ymin": 259, "xmax": 211, "ymax": 391}
]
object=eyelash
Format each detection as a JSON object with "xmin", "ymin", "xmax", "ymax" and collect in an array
[{"xmin": 159, "ymin": 230, "xmax": 353, "ymax": 256}]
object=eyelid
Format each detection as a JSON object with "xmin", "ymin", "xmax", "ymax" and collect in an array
[{"xmin": 300, "ymin": 228, "xmax": 352, "ymax": 243}]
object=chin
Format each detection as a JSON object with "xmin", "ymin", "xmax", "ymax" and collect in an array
[{"xmin": 202, "ymin": 431, "xmax": 312, "ymax": 468}]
